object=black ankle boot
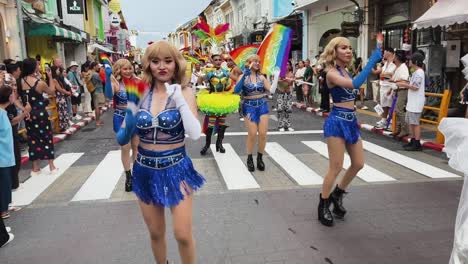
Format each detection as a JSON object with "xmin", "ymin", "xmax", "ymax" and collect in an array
[
  {"xmin": 216, "ymin": 126, "xmax": 226, "ymax": 153},
  {"xmin": 125, "ymin": 170, "xmax": 132, "ymax": 192},
  {"xmin": 257, "ymin": 153, "xmax": 265, "ymax": 171},
  {"xmin": 318, "ymin": 193, "xmax": 334, "ymax": 226},
  {"xmin": 247, "ymin": 155, "xmax": 255, "ymax": 172},
  {"xmin": 405, "ymin": 139, "xmax": 422, "ymax": 151},
  {"xmin": 403, "ymin": 138, "xmax": 414, "ymax": 148},
  {"xmin": 200, "ymin": 127, "xmax": 213, "ymax": 155},
  {"xmin": 330, "ymin": 185, "xmax": 347, "ymax": 219}
]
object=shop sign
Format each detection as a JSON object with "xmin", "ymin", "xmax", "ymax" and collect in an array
[
  {"xmin": 67, "ymin": 0, "xmax": 83, "ymax": 14},
  {"xmin": 250, "ymin": 32, "xmax": 265, "ymax": 44},
  {"xmin": 110, "ymin": 13, "xmax": 121, "ymax": 28},
  {"xmin": 24, "ymin": 0, "xmax": 45, "ymax": 13},
  {"xmin": 341, "ymin": 22, "xmax": 360, "ymax": 38}
]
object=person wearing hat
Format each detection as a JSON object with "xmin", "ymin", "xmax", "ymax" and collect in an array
[
  {"xmin": 396, "ymin": 51, "xmax": 426, "ymax": 151},
  {"xmin": 388, "ymin": 50, "xmax": 410, "ymax": 140},
  {"xmin": 67, "ymin": 61, "xmax": 83, "ymax": 121}
]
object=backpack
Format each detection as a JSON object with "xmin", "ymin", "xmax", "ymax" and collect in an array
[{"xmin": 84, "ymin": 72, "xmax": 95, "ymax": 93}]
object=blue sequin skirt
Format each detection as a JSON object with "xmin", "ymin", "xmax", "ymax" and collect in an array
[
  {"xmin": 113, "ymin": 109, "xmax": 126, "ymax": 133},
  {"xmin": 323, "ymin": 106, "xmax": 360, "ymax": 144},
  {"xmin": 132, "ymin": 146, "xmax": 205, "ymax": 207},
  {"xmin": 242, "ymin": 98, "xmax": 269, "ymax": 124}
]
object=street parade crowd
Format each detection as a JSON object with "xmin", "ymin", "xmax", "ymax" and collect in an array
[{"xmin": 1, "ymin": 21, "xmax": 468, "ymax": 264}]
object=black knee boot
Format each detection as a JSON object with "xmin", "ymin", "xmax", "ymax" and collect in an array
[
  {"xmin": 318, "ymin": 193, "xmax": 334, "ymax": 226},
  {"xmin": 257, "ymin": 153, "xmax": 265, "ymax": 171},
  {"xmin": 247, "ymin": 154, "xmax": 255, "ymax": 172},
  {"xmin": 125, "ymin": 170, "xmax": 132, "ymax": 192},
  {"xmin": 216, "ymin": 126, "xmax": 226, "ymax": 153},
  {"xmin": 200, "ymin": 127, "xmax": 213, "ymax": 155},
  {"xmin": 330, "ymin": 185, "xmax": 347, "ymax": 219}
]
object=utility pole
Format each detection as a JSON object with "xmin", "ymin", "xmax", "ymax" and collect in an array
[{"xmin": 15, "ymin": 0, "xmax": 28, "ymax": 59}]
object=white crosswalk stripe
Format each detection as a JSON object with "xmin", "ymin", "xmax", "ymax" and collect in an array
[
  {"xmin": 302, "ymin": 141, "xmax": 397, "ymax": 182},
  {"xmin": 72, "ymin": 150, "xmax": 124, "ymax": 201},
  {"xmin": 16, "ymin": 140, "xmax": 463, "ymax": 205},
  {"xmin": 362, "ymin": 140, "xmax": 460, "ymax": 179},
  {"xmin": 265, "ymin": 142, "xmax": 323, "ymax": 185},
  {"xmin": 210, "ymin": 144, "xmax": 260, "ymax": 190},
  {"xmin": 13, "ymin": 153, "xmax": 84, "ymax": 206}
]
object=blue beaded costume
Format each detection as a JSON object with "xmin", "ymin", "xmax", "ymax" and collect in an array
[
  {"xmin": 323, "ymin": 66, "xmax": 360, "ymax": 144},
  {"xmin": 132, "ymin": 89, "xmax": 205, "ymax": 207},
  {"xmin": 241, "ymin": 74, "xmax": 269, "ymax": 124}
]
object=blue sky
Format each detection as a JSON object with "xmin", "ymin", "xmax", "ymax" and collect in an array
[{"xmin": 120, "ymin": 0, "xmax": 212, "ymax": 48}]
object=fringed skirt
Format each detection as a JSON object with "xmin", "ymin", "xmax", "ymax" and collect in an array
[
  {"xmin": 323, "ymin": 106, "xmax": 360, "ymax": 144},
  {"xmin": 242, "ymin": 97, "xmax": 269, "ymax": 124},
  {"xmin": 132, "ymin": 146, "xmax": 205, "ymax": 207},
  {"xmin": 197, "ymin": 90, "xmax": 240, "ymax": 116},
  {"xmin": 112, "ymin": 108, "xmax": 126, "ymax": 133}
]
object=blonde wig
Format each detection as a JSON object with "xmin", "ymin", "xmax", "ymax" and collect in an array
[
  {"xmin": 319, "ymin": 37, "xmax": 352, "ymax": 67},
  {"xmin": 142, "ymin": 41, "xmax": 187, "ymax": 86},
  {"xmin": 112, "ymin": 59, "xmax": 133, "ymax": 81},
  {"xmin": 246, "ymin": 54, "xmax": 261, "ymax": 72}
]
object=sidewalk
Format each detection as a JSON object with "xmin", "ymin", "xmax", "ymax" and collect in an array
[
  {"xmin": 292, "ymin": 100, "xmax": 444, "ymax": 152},
  {"xmin": 20, "ymin": 105, "xmax": 111, "ymax": 165}
]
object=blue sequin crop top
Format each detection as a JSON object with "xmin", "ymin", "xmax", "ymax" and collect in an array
[
  {"xmin": 114, "ymin": 81, "xmax": 128, "ymax": 106},
  {"xmin": 135, "ymin": 89, "xmax": 185, "ymax": 144},
  {"xmin": 243, "ymin": 74, "xmax": 265, "ymax": 96},
  {"xmin": 329, "ymin": 66, "xmax": 356, "ymax": 103}
]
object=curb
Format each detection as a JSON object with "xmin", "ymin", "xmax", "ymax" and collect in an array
[
  {"xmin": 20, "ymin": 106, "xmax": 110, "ymax": 165},
  {"xmin": 293, "ymin": 102, "xmax": 445, "ymax": 152}
]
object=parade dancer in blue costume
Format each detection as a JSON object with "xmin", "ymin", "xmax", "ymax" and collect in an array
[
  {"xmin": 108, "ymin": 59, "xmax": 139, "ymax": 192},
  {"xmin": 234, "ymin": 54, "xmax": 273, "ymax": 172},
  {"xmin": 115, "ymin": 41, "xmax": 204, "ymax": 264},
  {"xmin": 317, "ymin": 37, "xmax": 382, "ymax": 226}
]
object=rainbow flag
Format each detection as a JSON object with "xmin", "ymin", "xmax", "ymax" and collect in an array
[
  {"xmin": 257, "ymin": 24, "xmax": 292, "ymax": 76},
  {"xmin": 100, "ymin": 53, "xmax": 112, "ymax": 65},
  {"xmin": 229, "ymin": 44, "xmax": 259, "ymax": 69},
  {"xmin": 123, "ymin": 77, "xmax": 148, "ymax": 107}
]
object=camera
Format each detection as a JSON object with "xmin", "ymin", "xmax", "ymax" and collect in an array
[{"xmin": 291, "ymin": 0, "xmax": 297, "ymax": 6}]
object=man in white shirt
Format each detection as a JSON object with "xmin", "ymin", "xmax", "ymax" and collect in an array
[
  {"xmin": 397, "ymin": 52, "xmax": 426, "ymax": 151},
  {"xmin": 389, "ymin": 50, "xmax": 410, "ymax": 139},
  {"xmin": 374, "ymin": 48, "xmax": 396, "ymax": 128}
]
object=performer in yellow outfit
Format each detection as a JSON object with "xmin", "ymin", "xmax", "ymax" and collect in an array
[{"xmin": 197, "ymin": 54, "xmax": 240, "ymax": 155}]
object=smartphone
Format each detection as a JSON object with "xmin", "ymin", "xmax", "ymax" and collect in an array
[
  {"xmin": 0, "ymin": 63, "xmax": 6, "ymax": 71},
  {"xmin": 44, "ymin": 63, "xmax": 50, "ymax": 71}
]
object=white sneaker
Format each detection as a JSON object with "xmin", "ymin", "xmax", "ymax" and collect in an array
[
  {"xmin": 30, "ymin": 170, "xmax": 42, "ymax": 177},
  {"xmin": 239, "ymin": 117, "xmax": 245, "ymax": 121},
  {"xmin": 376, "ymin": 120, "xmax": 384, "ymax": 126},
  {"xmin": 5, "ymin": 227, "xmax": 11, "ymax": 232},
  {"xmin": 75, "ymin": 114, "xmax": 82, "ymax": 120},
  {"xmin": 361, "ymin": 106, "xmax": 369, "ymax": 110},
  {"xmin": 68, "ymin": 120, "xmax": 74, "ymax": 126},
  {"xmin": 1, "ymin": 233, "xmax": 14, "ymax": 248},
  {"xmin": 279, "ymin": 128, "xmax": 285, "ymax": 132},
  {"xmin": 287, "ymin": 127, "xmax": 295, "ymax": 132}
]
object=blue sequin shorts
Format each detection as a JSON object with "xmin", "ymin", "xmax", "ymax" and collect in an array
[
  {"xmin": 132, "ymin": 146, "xmax": 205, "ymax": 207},
  {"xmin": 323, "ymin": 106, "xmax": 360, "ymax": 144},
  {"xmin": 113, "ymin": 108, "xmax": 126, "ymax": 133},
  {"xmin": 242, "ymin": 97, "xmax": 269, "ymax": 124}
]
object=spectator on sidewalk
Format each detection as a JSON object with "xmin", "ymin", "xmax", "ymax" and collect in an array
[
  {"xmin": 318, "ymin": 63, "xmax": 330, "ymax": 113},
  {"xmin": 82, "ymin": 62, "xmax": 94, "ymax": 117},
  {"xmin": 49, "ymin": 66, "xmax": 71, "ymax": 132},
  {"xmin": 352, "ymin": 57, "xmax": 368, "ymax": 110},
  {"xmin": 277, "ymin": 61, "xmax": 295, "ymax": 132},
  {"xmin": 294, "ymin": 60, "xmax": 305, "ymax": 102},
  {"xmin": 303, "ymin": 59, "xmax": 314, "ymax": 106},
  {"xmin": 389, "ymin": 50, "xmax": 410, "ymax": 140},
  {"xmin": 90, "ymin": 62, "xmax": 105, "ymax": 126},
  {"xmin": 0, "ymin": 80, "xmax": 15, "ymax": 246},
  {"xmin": 21, "ymin": 58, "xmax": 58, "ymax": 176},
  {"xmin": 374, "ymin": 47, "xmax": 396, "ymax": 128},
  {"xmin": 397, "ymin": 52, "xmax": 426, "ymax": 151},
  {"xmin": 67, "ymin": 61, "xmax": 83, "ymax": 121}
]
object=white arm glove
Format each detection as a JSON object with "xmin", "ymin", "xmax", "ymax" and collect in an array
[{"xmin": 165, "ymin": 83, "xmax": 201, "ymax": 140}]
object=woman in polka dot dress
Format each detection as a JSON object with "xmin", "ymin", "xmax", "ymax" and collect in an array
[{"xmin": 20, "ymin": 58, "xmax": 58, "ymax": 176}]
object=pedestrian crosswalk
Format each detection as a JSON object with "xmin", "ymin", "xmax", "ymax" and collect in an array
[{"xmin": 13, "ymin": 140, "xmax": 462, "ymax": 207}]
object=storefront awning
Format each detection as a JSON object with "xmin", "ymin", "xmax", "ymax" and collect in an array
[
  {"xmin": 413, "ymin": 0, "xmax": 468, "ymax": 29},
  {"xmin": 28, "ymin": 23, "xmax": 83, "ymax": 42}
]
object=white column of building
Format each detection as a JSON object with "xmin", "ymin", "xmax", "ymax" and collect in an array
[{"xmin": 302, "ymin": 10, "xmax": 308, "ymax": 60}]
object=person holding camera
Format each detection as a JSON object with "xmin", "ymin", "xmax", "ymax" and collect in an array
[{"xmin": 67, "ymin": 61, "xmax": 83, "ymax": 121}]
